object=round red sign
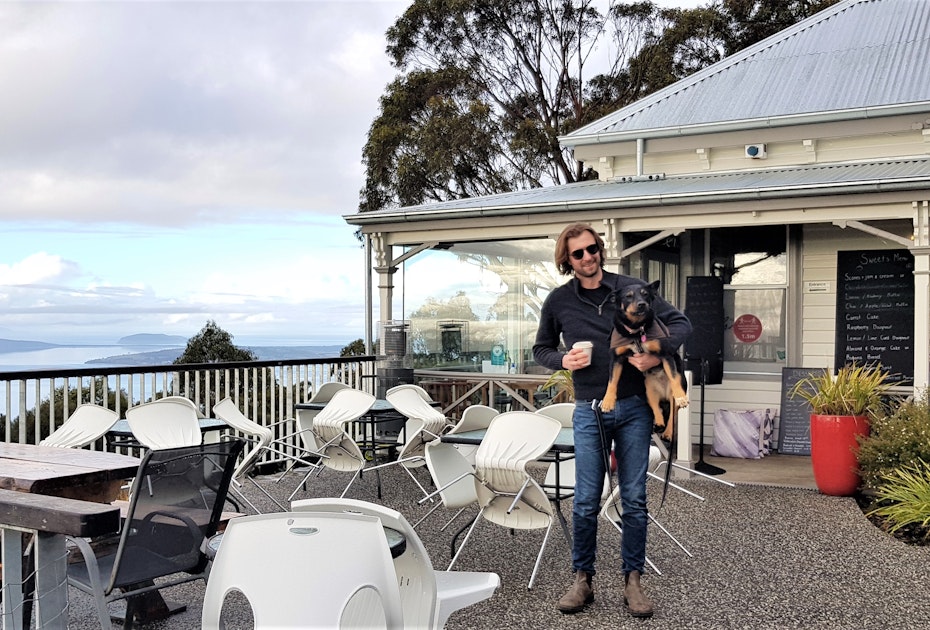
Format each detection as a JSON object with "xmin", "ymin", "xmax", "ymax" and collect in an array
[{"xmin": 733, "ymin": 314, "xmax": 763, "ymax": 343}]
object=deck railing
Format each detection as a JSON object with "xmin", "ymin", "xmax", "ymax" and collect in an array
[{"xmin": 0, "ymin": 356, "xmax": 377, "ymax": 468}]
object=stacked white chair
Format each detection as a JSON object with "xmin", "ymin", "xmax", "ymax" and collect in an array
[
  {"xmin": 342, "ymin": 384, "xmax": 452, "ymax": 498},
  {"xmin": 212, "ymin": 397, "xmax": 279, "ymax": 513},
  {"xmin": 40, "ymin": 404, "xmax": 119, "ymax": 448},
  {"xmin": 287, "ymin": 387, "xmax": 376, "ymax": 501},
  {"xmin": 125, "ymin": 397, "xmax": 201, "ymax": 449},
  {"xmin": 418, "ymin": 440, "xmax": 480, "ymax": 533},
  {"xmin": 448, "ymin": 411, "xmax": 562, "ymax": 589},
  {"xmin": 291, "ymin": 497, "xmax": 500, "ymax": 629},
  {"xmin": 447, "ymin": 404, "xmax": 497, "ymax": 465},
  {"xmin": 268, "ymin": 382, "xmax": 350, "ymax": 486},
  {"xmin": 415, "ymin": 404, "xmax": 497, "ymax": 531}
]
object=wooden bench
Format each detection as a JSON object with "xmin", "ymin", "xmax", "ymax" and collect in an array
[
  {"xmin": 0, "ymin": 487, "xmax": 121, "ymax": 538},
  {"xmin": 0, "ymin": 488, "xmax": 123, "ymax": 630}
]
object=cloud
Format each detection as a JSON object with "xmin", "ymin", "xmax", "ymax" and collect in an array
[
  {"xmin": 0, "ymin": 1, "xmax": 403, "ymax": 227},
  {"xmin": 0, "ymin": 252, "xmax": 80, "ymax": 286}
]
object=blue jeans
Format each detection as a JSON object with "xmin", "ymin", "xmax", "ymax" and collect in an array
[{"xmin": 571, "ymin": 396, "xmax": 653, "ymax": 575}]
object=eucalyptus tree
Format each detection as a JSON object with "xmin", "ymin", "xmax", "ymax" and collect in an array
[{"xmin": 360, "ymin": 0, "xmax": 841, "ymax": 214}]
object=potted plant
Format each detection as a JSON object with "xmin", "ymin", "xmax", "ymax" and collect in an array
[{"xmin": 790, "ymin": 363, "xmax": 899, "ymax": 496}]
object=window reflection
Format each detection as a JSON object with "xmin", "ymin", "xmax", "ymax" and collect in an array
[
  {"xmin": 711, "ymin": 226, "xmax": 788, "ymax": 371},
  {"xmin": 401, "ymin": 239, "xmax": 558, "ymax": 372}
]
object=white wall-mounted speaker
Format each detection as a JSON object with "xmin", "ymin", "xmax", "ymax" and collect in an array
[{"xmin": 745, "ymin": 144, "xmax": 767, "ymax": 159}]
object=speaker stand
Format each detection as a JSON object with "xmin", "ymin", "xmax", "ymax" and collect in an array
[{"xmin": 694, "ymin": 358, "xmax": 726, "ymax": 476}]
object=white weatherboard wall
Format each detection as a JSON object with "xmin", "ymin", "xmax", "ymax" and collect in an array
[
  {"xmin": 799, "ymin": 223, "xmax": 912, "ymax": 370},
  {"xmin": 686, "ymin": 222, "xmax": 913, "ymax": 454}
]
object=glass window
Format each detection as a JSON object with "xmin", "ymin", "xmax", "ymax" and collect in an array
[
  {"xmin": 401, "ymin": 239, "xmax": 558, "ymax": 372},
  {"xmin": 711, "ymin": 226, "xmax": 788, "ymax": 373}
]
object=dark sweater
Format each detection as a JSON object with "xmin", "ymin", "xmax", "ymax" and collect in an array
[{"xmin": 533, "ymin": 270, "xmax": 692, "ymax": 402}]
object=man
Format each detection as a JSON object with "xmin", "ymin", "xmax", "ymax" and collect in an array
[{"xmin": 533, "ymin": 222, "xmax": 691, "ymax": 618}]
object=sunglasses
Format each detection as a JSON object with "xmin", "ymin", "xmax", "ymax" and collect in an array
[{"xmin": 570, "ymin": 244, "xmax": 600, "ymax": 260}]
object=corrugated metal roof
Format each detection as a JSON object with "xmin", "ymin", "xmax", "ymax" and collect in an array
[
  {"xmin": 564, "ymin": 0, "xmax": 930, "ymax": 144},
  {"xmin": 345, "ymin": 158, "xmax": 930, "ymax": 224}
]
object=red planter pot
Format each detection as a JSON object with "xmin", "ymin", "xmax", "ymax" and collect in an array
[{"xmin": 809, "ymin": 414, "xmax": 869, "ymax": 496}]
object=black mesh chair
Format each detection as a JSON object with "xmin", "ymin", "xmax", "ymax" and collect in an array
[{"xmin": 67, "ymin": 439, "xmax": 245, "ymax": 630}]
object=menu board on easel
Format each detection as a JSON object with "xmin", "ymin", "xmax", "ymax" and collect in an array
[
  {"xmin": 778, "ymin": 367, "xmax": 821, "ymax": 455},
  {"xmin": 834, "ymin": 250, "xmax": 914, "ymax": 382}
]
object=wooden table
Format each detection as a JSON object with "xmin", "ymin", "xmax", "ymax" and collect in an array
[
  {"xmin": 0, "ymin": 442, "xmax": 138, "ymax": 502},
  {"xmin": 0, "ymin": 443, "xmax": 139, "ymax": 630}
]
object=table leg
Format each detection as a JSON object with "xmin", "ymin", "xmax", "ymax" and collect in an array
[
  {"xmin": 552, "ymin": 453, "xmax": 573, "ymax": 545},
  {"xmin": 2, "ymin": 529, "xmax": 26, "ymax": 630},
  {"xmin": 32, "ymin": 533, "xmax": 68, "ymax": 630},
  {"xmin": 111, "ymin": 587, "xmax": 186, "ymax": 626}
]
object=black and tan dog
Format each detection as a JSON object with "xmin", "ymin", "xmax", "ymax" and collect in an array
[{"xmin": 599, "ymin": 280, "xmax": 689, "ymax": 441}]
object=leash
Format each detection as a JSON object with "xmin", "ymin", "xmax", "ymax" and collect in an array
[
  {"xmin": 660, "ymin": 402, "xmax": 677, "ymax": 508},
  {"xmin": 591, "ymin": 400, "xmax": 621, "ymax": 523}
]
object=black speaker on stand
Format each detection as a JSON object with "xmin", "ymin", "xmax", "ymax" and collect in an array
[
  {"xmin": 688, "ymin": 357, "xmax": 726, "ymax": 476},
  {"xmin": 684, "ymin": 276, "xmax": 727, "ymax": 476}
]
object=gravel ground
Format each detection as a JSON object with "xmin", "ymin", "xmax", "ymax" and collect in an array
[{"xmin": 63, "ymin": 463, "xmax": 930, "ymax": 629}]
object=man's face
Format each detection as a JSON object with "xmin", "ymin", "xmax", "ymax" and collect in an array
[{"xmin": 566, "ymin": 232, "xmax": 601, "ymax": 279}]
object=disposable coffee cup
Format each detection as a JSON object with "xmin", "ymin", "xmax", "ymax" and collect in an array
[{"xmin": 573, "ymin": 341, "xmax": 593, "ymax": 365}]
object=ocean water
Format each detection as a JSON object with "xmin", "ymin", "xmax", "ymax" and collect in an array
[{"xmin": 0, "ymin": 345, "xmax": 160, "ymax": 372}]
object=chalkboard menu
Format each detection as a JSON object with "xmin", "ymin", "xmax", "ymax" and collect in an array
[
  {"xmin": 778, "ymin": 367, "xmax": 822, "ymax": 455},
  {"xmin": 834, "ymin": 250, "xmax": 914, "ymax": 382},
  {"xmin": 684, "ymin": 276, "xmax": 724, "ymax": 384}
]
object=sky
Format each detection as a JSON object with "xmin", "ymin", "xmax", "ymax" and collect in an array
[{"xmin": 0, "ymin": 0, "xmax": 703, "ymax": 347}]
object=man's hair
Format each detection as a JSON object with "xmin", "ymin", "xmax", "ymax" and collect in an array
[{"xmin": 555, "ymin": 223, "xmax": 605, "ymax": 275}]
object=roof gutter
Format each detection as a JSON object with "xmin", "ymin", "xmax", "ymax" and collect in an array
[
  {"xmin": 344, "ymin": 176, "xmax": 930, "ymax": 226},
  {"xmin": 558, "ymin": 101, "xmax": 930, "ymax": 147}
]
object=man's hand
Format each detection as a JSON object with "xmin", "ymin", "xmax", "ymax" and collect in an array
[
  {"xmin": 562, "ymin": 347, "xmax": 591, "ymax": 371},
  {"xmin": 628, "ymin": 352, "xmax": 660, "ymax": 372}
]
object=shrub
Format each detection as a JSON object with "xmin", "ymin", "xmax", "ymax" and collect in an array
[
  {"xmin": 857, "ymin": 388, "xmax": 930, "ymax": 490},
  {"xmin": 865, "ymin": 459, "xmax": 930, "ymax": 544}
]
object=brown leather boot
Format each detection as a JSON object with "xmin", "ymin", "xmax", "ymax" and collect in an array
[
  {"xmin": 624, "ymin": 570, "xmax": 654, "ymax": 618},
  {"xmin": 557, "ymin": 570, "xmax": 594, "ymax": 614}
]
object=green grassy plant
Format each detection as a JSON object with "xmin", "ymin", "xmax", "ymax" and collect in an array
[
  {"xmin": 542, "ymin": 369, "xmax": 574, "ymax": 403},
  {"xmin": 865, "ymin": 459, "xmax": 930, "ymax": 543},
  {"xmin": 790, "ymin": 363, "xmax": 898, "ymax": 417}
]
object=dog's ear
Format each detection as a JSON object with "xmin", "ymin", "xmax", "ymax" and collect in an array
[{"xmin": 648, "ymin": 279, "xmax": 661, "ymax": 293}]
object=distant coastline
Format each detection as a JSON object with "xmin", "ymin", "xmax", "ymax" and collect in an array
[
  {"xmin": 0, "ymin": 334, "xmax": 350, "ymax": 371},
  {"xmin": 85, "ymin": 345, "xmax": 346, "ymax": 366}
]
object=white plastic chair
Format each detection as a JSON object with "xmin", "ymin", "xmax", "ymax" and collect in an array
[
  {"xmin": 286, "ymin": 387, "xmax": 377, "ymax": 501},
  {"xmin": 342, "ymin": 384, "xmax": 452, "ymax": 498},
  {"xmin": 212, "ymin": 397, "xmax": 280, "ymax": 513},
  {"xmin": 125, "ymin": 398, "xmax": 201, "ymax": 449},
  {"xmin": 153, "ymin": 395, "xmax": 204, "ymax": 417},
  {"xmin": 291, "ymin": 497, "xmax": 500, "ymax": 629},
  {"xmin": 448, "ymin": 404, "xmax": 498, "ymax": 465},
  {"xmin": 535, "ymin": 403, "xmax": 576, "ymax": 502},
  {"xmin": 448, "ymin": 411, "xmax": 562, "ymax": 589},
  {"xmin": 416, "ymin": 441, "xmax": 480, "ymax": 533},
  {"xmin": 271, "ymin": 382, "xmax": 350, "ymax": 475},
  {"xmin": 40, "ymin": 404, "xmax": 119, "ymax": 448},
  {"xmin": 534, "ymin": 402, "xmax": 575, "ymax": 427},
  {"xmin": 201, "ymin": 511, "xmax": 404, "ymax": 629}
]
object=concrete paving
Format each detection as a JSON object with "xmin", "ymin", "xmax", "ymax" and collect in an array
[{"xmin": 61, "ymin": 457, "xmax": 929, "ymax": 629}]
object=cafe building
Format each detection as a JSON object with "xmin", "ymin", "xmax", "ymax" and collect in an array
[{"xmin": 345, "ymin": 0, "xmax": 930, "ymax": 458}]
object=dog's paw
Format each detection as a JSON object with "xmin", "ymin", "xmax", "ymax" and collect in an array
[
  {"xmin": 661, "ymin": 424, "xmax": 675, "ymax": 442},
  {"xmin": 675, "ymin": 395, "xmax": 689, "ymax": 409},
  {"xmin": 599, "ymin": 396, "xmax": 616, "ymax": 412}
]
